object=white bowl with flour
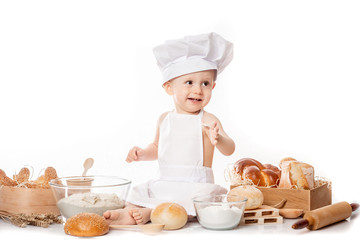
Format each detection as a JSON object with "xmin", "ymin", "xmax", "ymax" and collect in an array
[
  {"xmin": 193, "ymin": 194, "xmax": 247, "ymax": 230},
  {"xmin": 49, "ymin": 175, "xmax": 131, "ymax": 219},
  {"xmin": 57, "ymin": 192, "xmax": 125, "ymax": 219}
]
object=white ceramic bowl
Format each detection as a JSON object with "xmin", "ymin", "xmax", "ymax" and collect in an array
[
  {"xmin": 193, "ymin": 194, "xmax": 247, "ymax": 230},
  {"xmin": 49, "ymin": 175, "xmax": 131, "ymax": 220}
]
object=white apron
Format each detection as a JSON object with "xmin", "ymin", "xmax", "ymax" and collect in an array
[{"xmin": 128, "ymin": 110, "xmax": 227, "ymax": 216}]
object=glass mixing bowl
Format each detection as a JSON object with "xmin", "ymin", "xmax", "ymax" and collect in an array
[
  {"xmin": 193, "ymin": 194, "xmax": 247, "ymax": 230},
  {"xmin": 49, "ymin": 175, "xmax": 131, "ymax": 220}
]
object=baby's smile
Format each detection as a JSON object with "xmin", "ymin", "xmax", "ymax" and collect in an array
[{"xmin": 187, "ymin": 97, "xmax": 203, "ymax": 103}]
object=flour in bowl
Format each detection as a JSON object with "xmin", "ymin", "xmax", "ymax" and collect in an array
[
  {"xmin": 197, "ymin": 205, "xmax": 243, "ymax": 230},
  {"xmin": 57, "ymin": 192, "xmax": 125, "ymax": 219}
]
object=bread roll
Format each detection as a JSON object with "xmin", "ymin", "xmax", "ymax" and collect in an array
[
  {"xmin": 64, "ymin": 213, "xmax": 109, "ymax": 237},
  {"xmin": 150, "ymin": 202, "xmax": 188, "ymax": 230},
  {"xmin": 227, "ymin": 185, "xmax": 264, "ymax": 210}
]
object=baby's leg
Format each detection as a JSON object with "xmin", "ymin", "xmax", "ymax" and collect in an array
[
  {"xmin": 103, "ymin": 209, "xmax": 136, "ymax": 225},
  {"xmin": 103, "ymin": 203, "xmax": 138, "ymax": 225},
  {"xmin": 129, "ymin": 208, "xmax": 152, "ymax": 225}
]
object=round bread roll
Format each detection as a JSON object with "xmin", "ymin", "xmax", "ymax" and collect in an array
[
  {"xmin": 150, "ymin": 202, "xmax": 188, "ymax": 230},
  {"xmin": 64, "ymin": 213, "xmax": 109, "ymax": 237},
  {"xmin": 227, "ymin": 185, "xmax": 264, "ymax": 210}
]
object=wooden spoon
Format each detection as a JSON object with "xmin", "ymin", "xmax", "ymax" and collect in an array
[
  {"xmin": 82, "ymin": 158, "xmax": 94, "ymax": 176},
  {"xmin": 110, "ymin": 224, "xmax": 165, "ymax": 235}
]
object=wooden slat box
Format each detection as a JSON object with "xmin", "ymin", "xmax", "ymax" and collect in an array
[
  {"xmin": 0, "ymin": 186, "xmax": 60, "ymax": 215},
  {"xmin": 231, "ymin": 183, "xmax": 331, "ymax": 211}
]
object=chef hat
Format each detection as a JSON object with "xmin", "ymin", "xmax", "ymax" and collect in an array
[{"xmin": 153, "ymin": 32, "xmax": 233, "ymax": 84}]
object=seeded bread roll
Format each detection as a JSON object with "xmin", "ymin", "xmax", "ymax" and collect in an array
[{"xmin": 64, "ymin": 213, "xmax": 109, "ymax": 237}]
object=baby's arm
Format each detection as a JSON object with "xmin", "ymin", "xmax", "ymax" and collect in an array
[
  {"xmin": 203, "ymin": 113, "xmax": 235, "ymax": 156},
  {"xmin": 126, "ymin": 112, "xmax": 167, "ymax": 163},
  {"xmin": 126, "ymin": 144, "xmax": 158, "ymax": 162}
]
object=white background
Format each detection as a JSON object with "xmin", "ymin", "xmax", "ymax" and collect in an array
[{"xmin": 0, "ymin": 0, "xmax": 359, "ymax": 239}]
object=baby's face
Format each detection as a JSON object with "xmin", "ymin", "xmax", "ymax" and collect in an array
[{"xmin": 164, "ymin": 70, "xmax": 216, "ymax": 114}]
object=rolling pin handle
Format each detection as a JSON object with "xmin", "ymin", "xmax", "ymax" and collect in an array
[
  {"xmin": 292, "ymin": 219, "xmax": 309, "ymax": 230},
  {"xmin": 350, "ymin": 203, "xmax": 359, "ymax": 212}
]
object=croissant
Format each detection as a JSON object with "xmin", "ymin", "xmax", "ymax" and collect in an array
[{"xmin": 233, "ymin": 158, "xmax": 280, "ymax": 187}]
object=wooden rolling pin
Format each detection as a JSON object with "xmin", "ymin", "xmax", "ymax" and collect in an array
[{"xmin": 292, "ymin": 201, "xmax": 359, "ymax": 230}]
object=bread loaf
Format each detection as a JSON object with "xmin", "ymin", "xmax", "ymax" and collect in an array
[
  {"xmin": 279, "ymin": 158, "xmax": 314, "ymax": 190},
  {"xmin": 64, "ymin": 213, "xmax": 109, "ymax": 237},
  {"xmin": 233, "ymin": 158, "xmax": 280, "ymax": 187},
  {"xmin": 227, "ymin": 185, "xmax": 264, "ymax": 210},
  {"xmin": 150, "ymin": 202, "xmax": 188, "ymax": 230}
]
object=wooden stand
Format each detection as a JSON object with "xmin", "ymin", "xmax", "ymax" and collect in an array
[{"xmin": 241, "ymin": 205, "xmax": 283, "ymax": 225}]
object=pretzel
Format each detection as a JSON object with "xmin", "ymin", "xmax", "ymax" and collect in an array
[
  {"xmin": 1, "ymin": 166, "xmax": 59, "ymax": 188},
  {"xmin": 22, "ymin": 181, "xmax": 40, "ymax": 188},
  {"xmin": 35, "ymin": 167, "xmax": 58, "ymax": 188},
  {"xmin": 44, "ymin": 167, "xmax": 58, "ymax": 182},
  {"xmin": 0, "ymin": 169, "xmax": 17, "ymax": 186},
  {"xmin": 13, "ymin": 167, "xmax": 30, "ymax": 184}
]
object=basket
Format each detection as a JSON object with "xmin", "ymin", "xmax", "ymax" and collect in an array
[{"xmin": 0, "ymin": 186, "xmax": 60, "ymax": 215}]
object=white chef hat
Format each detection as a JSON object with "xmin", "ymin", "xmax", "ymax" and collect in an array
[{"xmin": 153, "ymin": 32, "xmax": 233, "ymax": 84}]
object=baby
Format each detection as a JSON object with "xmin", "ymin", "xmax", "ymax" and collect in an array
[{"xmin": 104, "ymin": 32, "xmax": 235, "ymax": 225}]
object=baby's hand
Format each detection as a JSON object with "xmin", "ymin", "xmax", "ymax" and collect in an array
[
  {"xmin": 126, "ymin": 146, "xmax": 145, "ymax": 163},
  {"xmin": 203, "ymin": 121, "xmax": 219, "ymax": 146}
]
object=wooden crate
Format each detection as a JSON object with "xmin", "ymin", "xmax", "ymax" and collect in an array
[
  {"xmin": 230, "ymin": 183, "xmax": 331, "ymax": 211},
  {"xmin": 258, "ymin": 183, "xmax": 331, "ymax": 211},
  {"xmin": 0, "ymin": 186, "xmax": 60, "ymax": 215}
]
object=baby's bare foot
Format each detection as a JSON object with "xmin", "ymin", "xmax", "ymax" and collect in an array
[
  {"xmin": 129, "ymin": 208, "xmax": 152, "ymax": 225},
  {"xmin": 103, "ymin": 209, "xmax": 136, "ymax": 225}
]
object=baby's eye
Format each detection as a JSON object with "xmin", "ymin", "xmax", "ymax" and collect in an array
[
  {"xmin": 202, "ymin": 81, "xmax": 210, "ymax": 87},
  {"xmin": 185, "ymin": 80, "xmax": 193, "ymax": 85}
]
